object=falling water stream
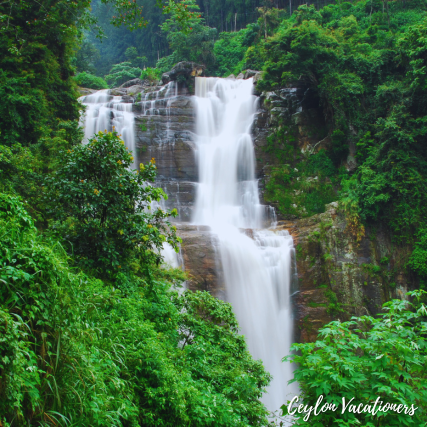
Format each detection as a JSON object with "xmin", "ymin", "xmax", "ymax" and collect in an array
[
  {"xmin": 80, "ymin": 90, "xmax": 136, "ymax": 167},
  {"xmin": 193, "ymin": 77, "xmax": 298, "ymax": 419},
  {"xmin": 79, "ymin": 78, "xmax": 297, "ymax": 422}
]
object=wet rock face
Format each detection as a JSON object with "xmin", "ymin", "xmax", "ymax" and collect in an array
[
  {"xmin": 177, "ymin": 224, "xmax": 225, "ymax": 300},
  {"xmin": 277, "ymin": 203, "xmax": 411, "ymax": 343},
  {"xmin": 134, "ymin": 110, "xmax": 197, "ymax": 182},
  {"xmin": 158, "ymin": 181, "xmax": 196, "ymax": 222},
  {"xmin": 252, "ymin": 83, "xmax": 327, "ymax": 183}
]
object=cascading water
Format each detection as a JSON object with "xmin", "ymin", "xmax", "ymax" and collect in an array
[
  {"xmin": 193, "ymin": 77, "xmax": 298, "ymax": 420},
  {"xmin": 79, "ymin": 79, "xmax": 297, "ymax": 418},
  {"xmin": 79, "ymin": 90, "xmax": 136, "ymax": 167},
  {"xmin": 79, "ymin": 88, "xmax": 181, "ymax": 268}
]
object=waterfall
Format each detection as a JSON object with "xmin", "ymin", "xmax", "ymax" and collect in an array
[
  {"xmin": 193, "ymin": 77, "xmax": 298, "ymax": 420},
  {"xmin": 79, "ymin": 90, "xmax": 136, "ymax": 168},
  {"xmin": 79, "ymin": 89, "xmax": 180, "ymax": 268},
  {"xmin": 79, "ymin": 79, "xmax": 297, "ymax": 419}
]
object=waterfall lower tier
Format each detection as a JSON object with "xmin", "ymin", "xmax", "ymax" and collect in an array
[{"xmin": 193, "ymin": 77, "xmax": 297, "ymax": 420}]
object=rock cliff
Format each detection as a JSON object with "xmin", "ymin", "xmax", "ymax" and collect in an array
[{"xmin": 115, "ymin": 66, "xmax": 414, "ymax": 346}]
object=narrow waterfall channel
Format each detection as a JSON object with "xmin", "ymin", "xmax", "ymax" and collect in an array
[
  {"xmin": 192, "ymin": 77, "xmax": 298, "ymax": 418},
  {"xmin": 80, "ymin": 90, "xmax": 136, "ymax": 167},
  {"xmin": 79, "ymin": 77, "xmax": 298, "ymax": 421}
]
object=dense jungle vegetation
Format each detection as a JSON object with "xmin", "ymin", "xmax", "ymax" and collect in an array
[{"xmin": 1, "ymin": 0, "xmax": 427, "ymax": 425}]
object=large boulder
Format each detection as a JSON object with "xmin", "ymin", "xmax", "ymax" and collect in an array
[
  {"xmin": 78, "ymin": 87, "xmax": 96, "ymax": 96},
  {"xmin": 161, "ymin": 62, "xmax": 205, "ymax": 85},
  {"xmin": 244, "ymin": 69, "xmax": 261, "ymax": 79},
  {"xmin": 120, "ymin": 78, "xmax": 145, "ymax": 88}
]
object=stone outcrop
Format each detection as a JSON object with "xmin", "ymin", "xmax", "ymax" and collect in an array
[
  {"xmin": 177, "ymin": 224, "xmax": 225, "ymax": 299},
  {"xmin": 276, "ymin": 203, "xmax": 412, "ymax": 343},
  {"xmin": 161, "ymin": 61, "xmax": 205, "ymax": 85},
  {"xmin": 120, "ymin": 78, "xmax": 145, "ymax": 88},
  {"xmin": 115, "ymin": 70, "xmax": 414, "ymax": 348},
  {"xmin": 78, "ymin": 87, "xmax": 96, "ymax": 96}
]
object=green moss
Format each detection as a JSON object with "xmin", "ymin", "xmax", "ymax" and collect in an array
[
  {"xmin": 307, "ymin": 300, "xmax": 327, "ymax": 308},
  {"xmin": 264, "ymin": 143, "xmax": 337, "ymax": 218},
  {"xmin": 325, "ymin": 289, "xmax": 344, "ymax": 316},
  {"xmin": 301, "ymin": 315, "xmax": 314, "ymax": 335}
]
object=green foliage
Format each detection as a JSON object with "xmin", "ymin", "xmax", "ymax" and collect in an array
[
  {"xmin": 125, "ymin": 46, "xmax": 147, "ymax": 68},
  {"xmin": 44, "ymin": 130, "xmax": 179, "ymax": 278},
  {"xmin": 407, "ymin": 229, "xmax": 427, "ymax": 278},
  {"xmin": 214, "ymin": 30, "xmax": 252, "ymax": 77},
  {"xmin": 159, "ymin": 0, "xmax": 217, "ymax": 71},
  {"xmin": 141, "ymin": 67, "xmax": 161, "ymax": 83},
  {"xmin": 105, "ymin": 61, "xmax": 142, "ymax": 88},
  {"xmin": 0, "ymin": 193, "xmax": 271, "ymax": 427},
  {"xmin": 307, "ymin": 149, "xmax": 336, "ymax": 177},
  {"xmin": 265, "ymin": 164, "xmax": 336, "ymax": 217},
  {"xmin": 74, "ymin": 39, "xmax": 100, "ymax": 74},
  {"xmin": 284, "ymin": 291, "xmax": 427, "ymax": 426},
  {"xmin": 263, "ymin": 128, "xmax": 337, "ymax": 218},
  {"xmin": 73, "ymin": 72, "xmax": 108, "ymax": 89},
  {"xmin": 250, "ymin": 0, "xmax": 427, "ymax": 247}
]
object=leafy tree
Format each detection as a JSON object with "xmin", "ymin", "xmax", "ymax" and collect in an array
[
  {"xmin": 125, "ymin": 46, "xmax": 147, "ymax": 67},
  {"xmin": 284, "ymin": 291, "xmax": 427, "ymax": 426},
  {"xmin": 213, "ymin": 30, "xmax": 250, "ymax": 76},
  {"xmin": 74, "ymin": 39, "xmax": 101, "ymax": 74},
  {"xmin": 105, "ymin": 61, "xmax": 143, "ymax": 87},
  {"xmin": 44, "ymin": 130, "xmax": 179, "ymax": 278},
  {"xmin": 159, "ymin": 0, "xmax": 217, "ymax": 71},
  {"xmin": 73, "ymin": 72, "xmax": 109, "ymax": 89}
]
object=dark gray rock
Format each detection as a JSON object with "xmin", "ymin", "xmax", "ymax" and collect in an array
[
  {"xmin": 120, "ymin": 78, "xmax": 145, "ymax": 88},
  {"xmin": 244, "ymin": 69, "xmax": 261, "ymax": 79},
  {"xmin": 161, "ymin": 62, "xmax": 205, "ymax": 85}
]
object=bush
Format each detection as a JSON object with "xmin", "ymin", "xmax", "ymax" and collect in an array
[
  {"xmin": 407, "ymin": 229, "xmax": 427, "ymax": 278},
  {"xmin": 105, "ymin": 62, "xmax": 142, "ymax": 88},
  {"xmin": 44, "ymin": 130, "xmax": 179, "ymax": 278},
  {"xmin": 284, "ymin": 291, "xmax": 427, "ymax": 426},
  {"xmin": 73, "ymin": 72, "xmax": 108, "ymax": 89},
  {"xmin": 140, "ymin": 67, "xmax": 161, "ymax": 83}
]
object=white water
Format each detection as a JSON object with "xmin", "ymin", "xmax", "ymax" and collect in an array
[
  {"xmin": 79, "ymin": 80, "xmax": 297, "ymax": 419},
  {"xmin": 79, "ymin": 90, "xmax": 136, "ymax": 167},
  {"xmin": 193, "ymin": 77, "xmax": 297, "ymax": 420},
  {"xmin": 79, "ymin": 89, "xmax": 180, "ymax": 268}
]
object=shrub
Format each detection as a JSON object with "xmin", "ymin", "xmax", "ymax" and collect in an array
[
  {"xmin": 284, "ymin": 291, "xmax": 427, "ymax": 426},
  {"xmin": 105, "ymin": 62, "xmax": 142, "ymax": 88},
  {"xmin": 0, "ymin": 193, "xmax": 271, "ymax": 427},
  {"xmin": 140, "ymin": 67, "xmax": 161, "ymax": 83},
  {"xmin": 44, "ymin": 130, "xmax": 179, "ymax": 278},
  {"xmin": 73, "ymin": 72, "xmax": 108, "ymax": 89}
]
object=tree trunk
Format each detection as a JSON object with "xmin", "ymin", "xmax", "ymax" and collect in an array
[
  {"xmin": 385, "ymin": 0, "xmax": 390, "ymax": 28},
  {"xmin": 264, "ymin": 10, "xmax": 267, "ymax": 39}
]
